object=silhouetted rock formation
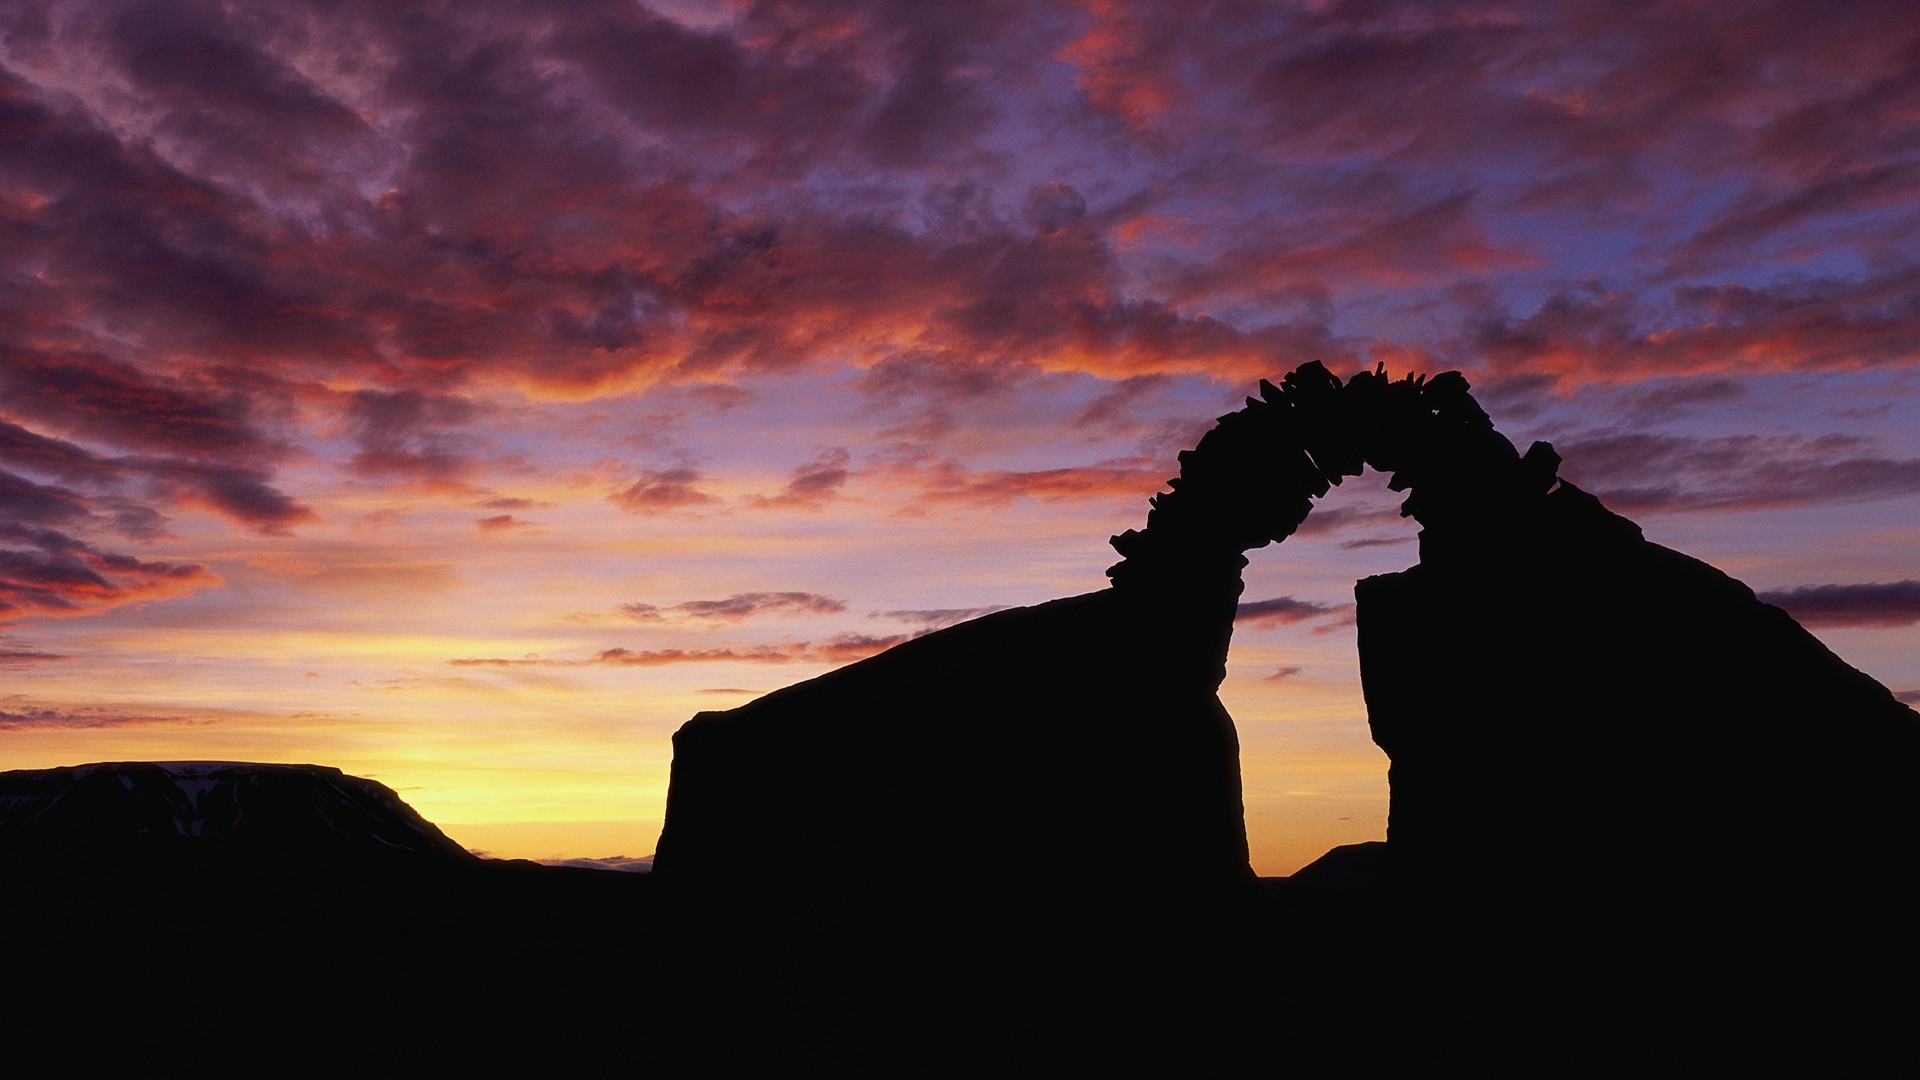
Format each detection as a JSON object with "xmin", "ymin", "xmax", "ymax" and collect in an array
[
  {"xmin": 654, "ymin": 360, "xmax": 1920, "ymax": 1070},
  {"xmin": 25, "ymin": 365, "xmax": 1905, "ymax": 1071},
  {"xmin": 649, "ymin": 362, "xmax": 1574, "ymax": 1064},
  {"xmin": 1359, "ymin": 478, "xmax": 1920, "ymax": 1071}
]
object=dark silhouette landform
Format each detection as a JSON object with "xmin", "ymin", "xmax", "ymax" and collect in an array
[
  {"xmin": 654, "ymin": 361, "xmax": 1920, "ymax": 1071},
  {"xmin": 6, "ymin": 362, "xmax": 1916, "ymax": 1074},
  {"xmin": 0, "ymin": 761, "xmax": 472, "ymax": 862}
]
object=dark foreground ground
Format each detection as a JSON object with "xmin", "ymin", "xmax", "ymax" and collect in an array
[{"xmin": 7, "ymin": 843, "xmax": 1912, "ymax": 1077}]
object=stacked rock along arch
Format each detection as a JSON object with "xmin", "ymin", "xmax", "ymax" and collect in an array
[{"xmin": 1105, "ymin": 359, "xmax": 1561, "ymax": 594}]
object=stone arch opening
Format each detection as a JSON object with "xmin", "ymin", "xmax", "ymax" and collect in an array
[
  {"xmin": 1104, "ymin": 360, "xmax": 1563, "ymax": 599},
  {"xmin": 1102, "ymin": 361, "xmax": 1568, "ymax": 876}
]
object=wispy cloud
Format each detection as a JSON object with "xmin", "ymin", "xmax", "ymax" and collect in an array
[
  {"xmin": 1757, "ymin": 581, "xmax": 1920, "ymax": 628},
  {"xmin": 617, "ymin": 592, "xmax": 847, "ymax": 623},
  {"xmin": 1235, "ymin": 596, "xmax": 1352, "ymax": 628},
  {"xmin": 450, "ymin": 632, "xmax": 906, "ymax": 669}
]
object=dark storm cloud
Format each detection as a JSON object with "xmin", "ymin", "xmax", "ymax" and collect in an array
[{"xmin": 1756, "ymin": 582, "xmax": 1920, "ymax": 629}]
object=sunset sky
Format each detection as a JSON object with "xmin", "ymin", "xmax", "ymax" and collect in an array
[{"xmin": 4, "ymin": 0, "xmax": 1918, "ymax": 873}]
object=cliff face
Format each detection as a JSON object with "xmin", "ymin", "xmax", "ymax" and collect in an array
[{"xmin": 1358, "ymin": 480, "xmax": 1920, "ymax": 1062}]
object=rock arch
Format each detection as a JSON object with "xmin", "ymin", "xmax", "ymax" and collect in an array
[
  {"xmin": 1107, "ymin": 360, "xmax": 1562, "ymax": 592},
  {"xmin": 650, "ymin": 360, "xmax": 1920, "ymax": 1071}
]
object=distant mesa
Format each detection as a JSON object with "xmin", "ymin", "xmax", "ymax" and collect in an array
[{"xmin": 0, "ymin": 760, "xmax": 475, "ymax": 866}]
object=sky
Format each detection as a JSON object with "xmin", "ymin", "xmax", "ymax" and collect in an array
[{"xmin": 3, "ymin": 0, "xmax": 1919, "ymax": 874}]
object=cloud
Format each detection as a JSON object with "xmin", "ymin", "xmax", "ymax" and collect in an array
[
  {"xmin": 475, "ymin": 514, "xmax": 532, "ymax": 532},
  {"xmin": 618, "ymin": 592, "xmax": 847, "ymax": 623},
  {"xmin": 1, "ymin": 0, "xmax": 1918, "ymax": 605},
  {"xmin": 0, "ymin": 523, "xmax": 221, "ymax": 623},
  {"xmin": 0, "ymin": 645, "xmax": 68, "ymax": 666},
  {"xmin": 343, "ymin": 389, "xmax": 483, "ymax": 484},
  {"xmin": 1264, "ymin": 665, "xmax": 1303, "ymax": 682},
  {"xmin": 808, "ymin": 633, "xmax": 910, "ymax": 663},
  {"xmin": 450, "ymin": 631, "xmax": 907, "ymax": 669},
  {"xmin": 0, "ymin": 702, "xmax": 202, "ymax": 728},
  {"xmin": 1339, "ymin": 536, "xmax": 1415, "ymax": 550},
  {"xmin": 1614, "ymin": 379, "xmax": 1748, "ymax": 425},
  {"xmin": 534, "ymin": 855, "xmax": 654, "ymax": 873},
  {"xmin": 0, "ymin": 350, "xmax": 279, "ymax": 460},
  {"xmin": 1, "ymin": 0, "xmax": 1914, "ymax": 435},
  {"xmin": 1756, "ymin": 581, "xmax": 1920, "ymax": 628},
  {"xmin": 0, "ymin": 418, "xmax": 312, "ymax": 536},
  {"xmin": 747, "ymin": 449, "xmax": 851, "ymax": 510},
  {"xmin": 915, "ymin": 461, "xmax": 1165, "ymax": 507},
  {"xmin": 1292, "ymin": 505, "xmax": 1407, "ymax": 539},
  {"xmin": 1235, "ymin": 596, "xmax": 1351, "ymax": 628},
  {"xmin": 875, "ymin": 607, "xmax": 1008, "ymax": 630},
  {"xmin": 1073, "ymin": 375, "xmax": 1173, "ymax": 435},
  {"xmin": 610, "ymin": 468, "xmax": 719, "ymax": 514},
  {"xmin": 1467, "ymin": 266, "xmax": 1920, "ymax": 383},
  {"xmin": 1671, "ymin": 162, "xmax": 1920, "ymax": 270},
  {"xmin": 1555, "ymin": 430, "xmax": 1920, "ymax": 514},
  {"xmin": 1897, "ymin": 690, "xmax": 1920, "ymax": 706}
]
